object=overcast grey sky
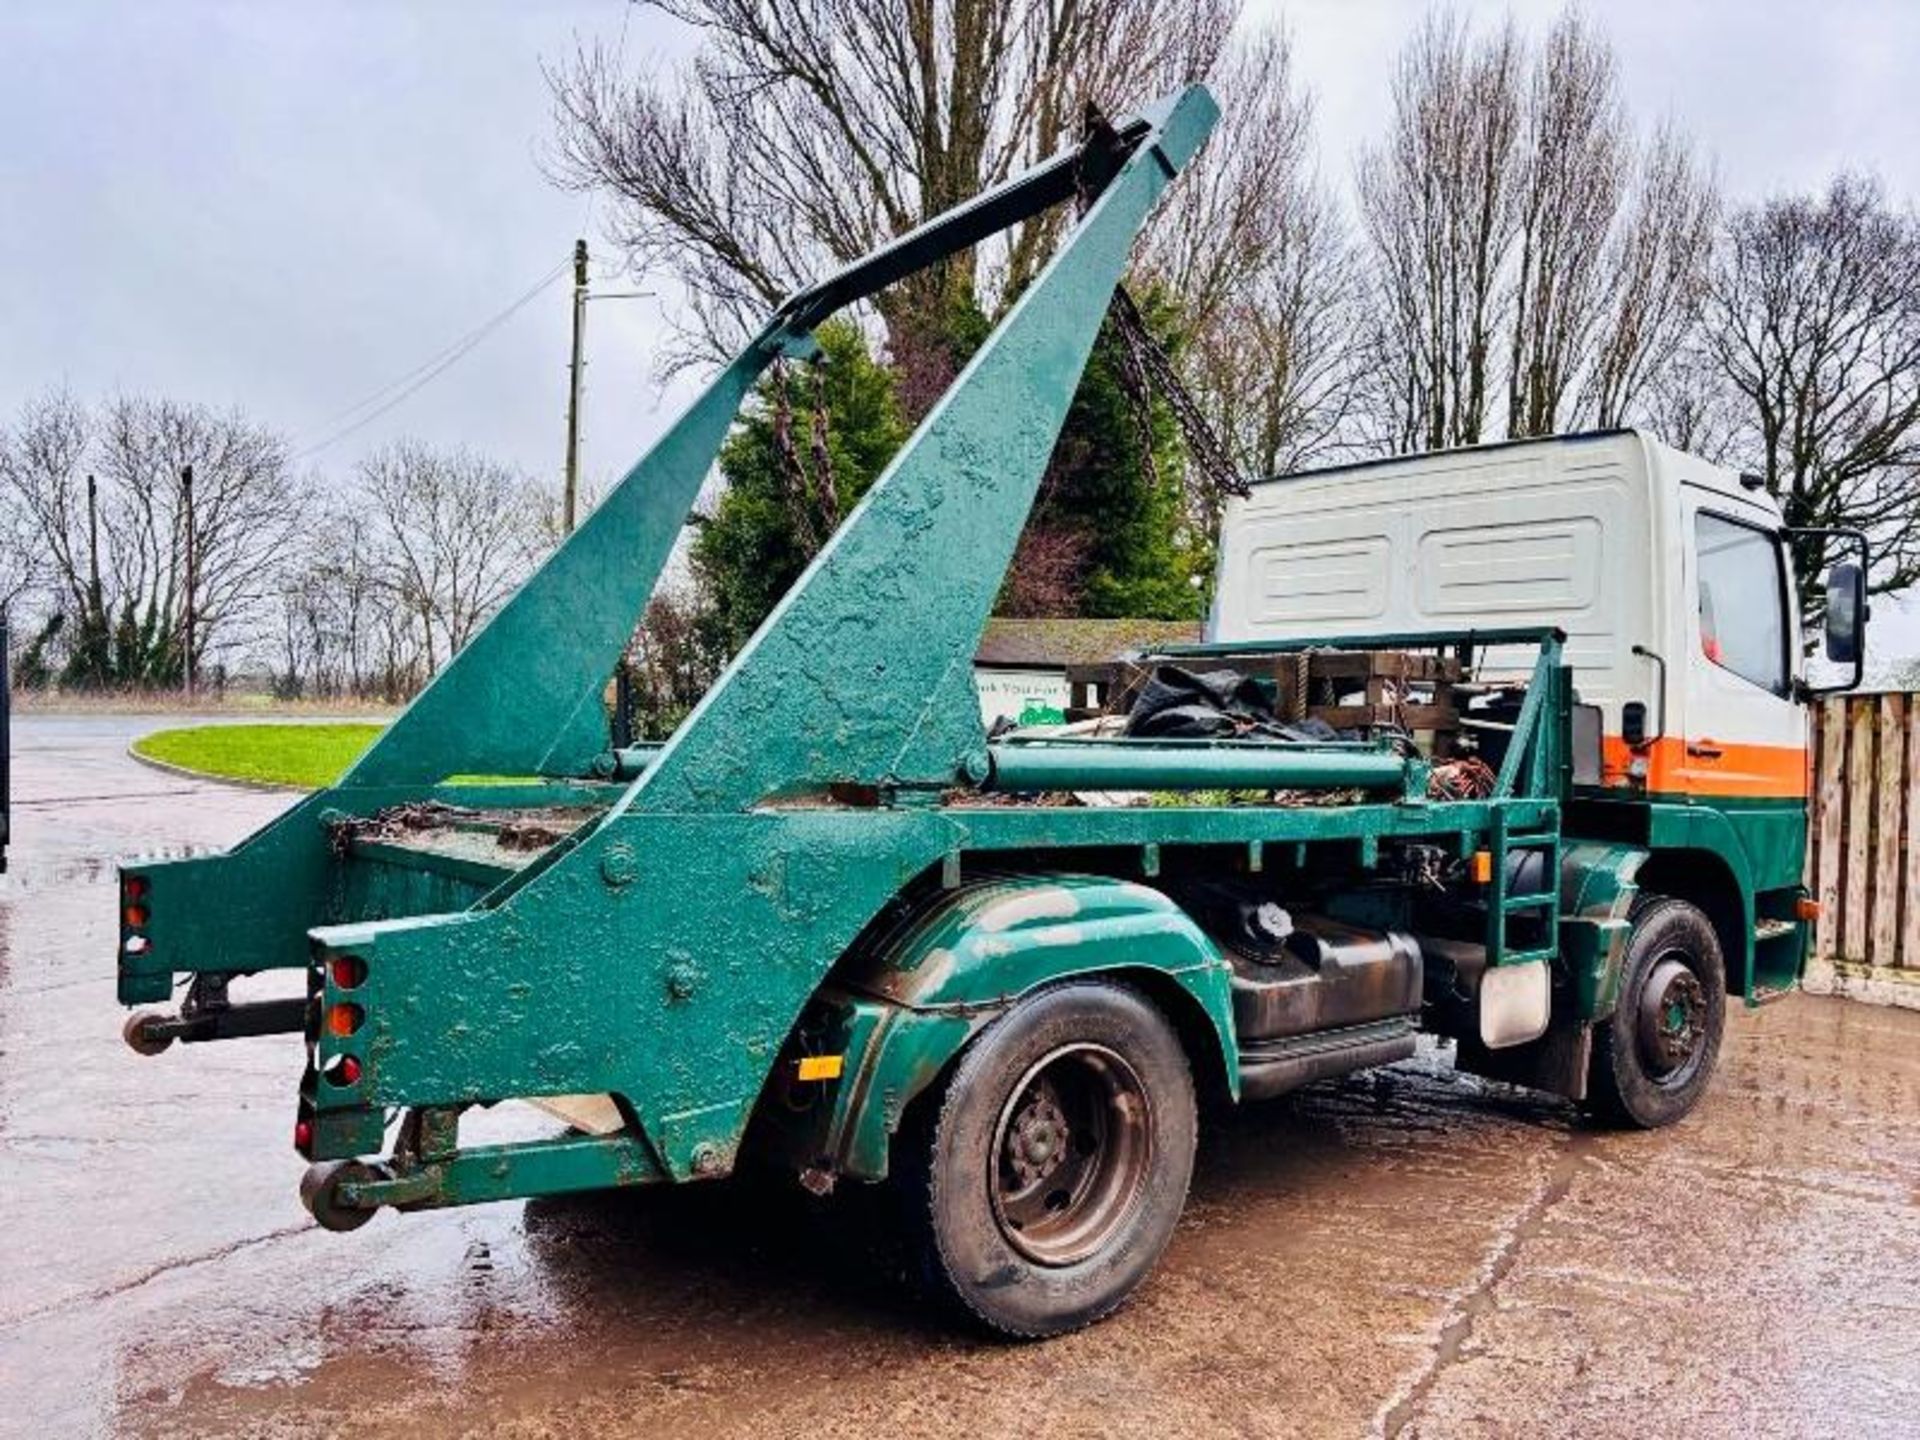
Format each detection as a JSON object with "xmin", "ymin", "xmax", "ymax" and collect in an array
[{"xmin": 3, "ymin": 1, "xmax": 1916, "ymax": 507}]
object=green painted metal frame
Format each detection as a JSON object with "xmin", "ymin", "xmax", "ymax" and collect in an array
[
  {"xmin": 806, "ymin": 874, "xmax": 1241, "ymax": 1181},
  {"xmin": 114, "ymin": 86, "xmax": 1634, "ymax": 1221}
]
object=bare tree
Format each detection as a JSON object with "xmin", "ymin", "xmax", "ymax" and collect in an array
[
  {"xmin": 1356, "ymin": 12, "xmax": 1524, "ymax": 451},
  {"xmin": 1504, "ymin": 9, "xmax": 1625, "ymax": 436},
  {"xmin": 1702, "ymin": 172, "xmax": 1920, "ymax": 605},
  {"xmin": 546, "ymin": 0, "xmax": 1234, "ymax": 367},
  {"xmin": 625, "ymin": 582, "xmax": 726, "ymax": 736},
  {"xmin": 2, "ymin": 390, "xmax": 299, "ymax": 685},
  {"xmin": 1140, "ymin": 29, "xmax": 1361, "ymax": 486},
  {"xmin": 0, "ymin": 390, "xmax": 95, "ymax": 628},
  {"xmin": 999, "ymin": 520, "xmax": 1093, "ymax": 617},
  {"xmin": 1640, "ymin": 344, "xmax": 1744, "ymax": 466},
  {"xmin": 357, "ymin": 442, "xmax": 548, "ymax": 672},
  {"xmin": 1355, "ymin": 9, "xmax": 1715, "ymax": 454},
  {"xmin": 272, "ymin": 506, "xmax": 390, "ymax": 699},
  {"xmin": 1585, "ymin": 124, "xmax": 1718, "ymax": 428},
  {"xmin": 0, "ymin": 481, "xmax": 40, "ymax": 624},
  {"xmin": 272, "ymin": 552, "xmax": 331, "ymax": 700},
  {"xmin": 93, "ymin": 396, "xmax": 301, "ymax": 680}
]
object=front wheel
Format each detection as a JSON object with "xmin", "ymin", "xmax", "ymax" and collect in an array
[
  {"xmin": 1587, "ymin": 896, "xmax": 1726, "ymax": 1128},
  {"xmin": 901, "ymin": 981, "xmax": 1197, "ymax": 1338}
]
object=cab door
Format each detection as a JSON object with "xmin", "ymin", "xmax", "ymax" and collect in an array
[{"xmin": 1676, "ymin": 490, "xmax": 1807, "ymax": 808}]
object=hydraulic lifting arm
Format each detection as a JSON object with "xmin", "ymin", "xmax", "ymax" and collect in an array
[{"xmin": 119, "ymin": 88, "xmax": 1222, "ymax": 1203}]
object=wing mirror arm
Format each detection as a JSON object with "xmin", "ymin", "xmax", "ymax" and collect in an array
[{"xmin": 1788, "ymin": 527, "xmax": 1869, "ymax": 696}]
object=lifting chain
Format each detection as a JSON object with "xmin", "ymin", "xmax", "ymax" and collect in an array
[
  {"xmin": 770, "ymin": 358, "xmax": 819, "ymax": 554},
  {"xmin": 771, "ymin": 354, "xmax": 838, "ymax": 553},
  {"xmin": 1070, "ymin": 100, "xmax": 1249, "ymax": 508},
  {"xmin": 809, "ymin": 356, "xmax": 838, "ymax": 533},
  {"xmin": 1105, "ymin": 283, "xmax": 1251, "ymax": 504}
]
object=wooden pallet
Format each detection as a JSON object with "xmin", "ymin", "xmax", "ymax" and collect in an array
[{"xmin": 1065, "ymin": 648, "xmax": 1464, "ymax": 748}]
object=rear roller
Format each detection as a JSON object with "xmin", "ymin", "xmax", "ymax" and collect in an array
[
  {"xmin": 121, "ymin": 1011, "xmax": 175, "ymax": 1056},
  {"xmin": 300, "ymin": 1160, "xmax": 386, "ymax": 1232}
]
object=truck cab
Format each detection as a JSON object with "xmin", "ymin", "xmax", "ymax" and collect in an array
[{"xmin": 1213, "ymin": 428, "xmax": 1863, "ymax": 1002}]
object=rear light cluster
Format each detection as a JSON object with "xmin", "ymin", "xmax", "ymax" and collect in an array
[
  {"xmin": 297, "ymin": 945, "xmax": 370, "ymax": 1157},
  {"xmin": 121, "ymin": 874, "xmax": 152, "ymax": 959}
]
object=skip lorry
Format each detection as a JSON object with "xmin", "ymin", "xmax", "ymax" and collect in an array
[{"xmin": 114, "ymin": 86, "xmax": 1865, "ymax": 1336}]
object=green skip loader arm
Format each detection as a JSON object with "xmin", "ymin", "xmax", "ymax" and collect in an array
[{"xmin": 116, "ymin": 86, "xmax": 1223, "ymax": 1213}]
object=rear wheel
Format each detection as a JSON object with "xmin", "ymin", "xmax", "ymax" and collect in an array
[
  {"xmin": 902, "ymin": 981, "xmax": 1196, "ymax": 1338},
  {"xmin": 1587, "ymin": 896, "xmax": 1726, "ymax": 1128}
]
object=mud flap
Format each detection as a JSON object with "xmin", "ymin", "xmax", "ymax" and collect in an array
[{"xmin": 1454, "ymin": 1013, "xmax": 1592, "ymax": 1102}]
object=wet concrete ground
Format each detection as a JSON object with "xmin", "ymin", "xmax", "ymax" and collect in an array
[{"xmin": 2, "ymin": 714, "xmax": 1918, "ymax": 1437}]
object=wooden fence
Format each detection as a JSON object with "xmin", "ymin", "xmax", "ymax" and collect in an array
[{"xmin": 1805, "ymin": 693, "xmax": 1920, "ymax": 1005}]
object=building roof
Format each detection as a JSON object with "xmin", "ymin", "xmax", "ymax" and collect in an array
[{"xmin": 975, "ymin": 617, "xmax": 1203, "ymax": 669}]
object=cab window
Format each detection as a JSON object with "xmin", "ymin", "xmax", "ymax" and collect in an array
[{"xmin": 1696, "ymin": 512, "xmax": 1787, "ymax": 695}]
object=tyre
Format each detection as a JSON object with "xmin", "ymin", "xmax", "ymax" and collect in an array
[
  {"xmin": 900, "ymin": 980, "xmax": 1197, "ymax": 1338},
  {"xmin": 1587, "ymin": 896, "xmax": 1726, "ymax": 1129}
]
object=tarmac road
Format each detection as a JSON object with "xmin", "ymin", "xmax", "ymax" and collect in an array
[{"xmin": 2, "ymin": 714, "xmax": 1917, "ymax": 1437}]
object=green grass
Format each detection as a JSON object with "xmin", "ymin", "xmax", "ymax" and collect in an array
[{"xmin": 134, "ymin": 723, "xmax": 387, "ymax": 788}]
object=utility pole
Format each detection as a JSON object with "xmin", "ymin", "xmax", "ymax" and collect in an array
[
  {"xmin": 85, "ymin": 474, "xmax": 101, "ymax": 612},
  {"xmin": 563, "ymin": 237, "xmax": 588, "ymax": 534},
  {"xmin": 557, "ymin": 238, "xmax": 653, "ymax": 742},
  {"xmin": 181, "ymin": 464, "xmax": 196, "ymax": 699}
]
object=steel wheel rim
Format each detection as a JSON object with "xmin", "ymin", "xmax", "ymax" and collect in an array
[
  {"xmin": 1636, "ymin": 952, "xmax": 1708, "ymax": 1085},
  {"xmin": 989, "ymin": 1042, "xmax": 1153, "ymax": 1267}
]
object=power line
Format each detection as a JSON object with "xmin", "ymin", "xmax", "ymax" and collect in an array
[
  {"xmin": 294, "ymin": 255, "xmax": 572, "ymax": 460},
  {"xmin": 303, "ymin": 255, "xmax": 570, "ymax": 436}
]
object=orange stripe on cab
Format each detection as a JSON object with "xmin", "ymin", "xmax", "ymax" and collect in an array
[{"xmin": 1600, "ymin": 736, "xmax": 1808, "ymax": 799}]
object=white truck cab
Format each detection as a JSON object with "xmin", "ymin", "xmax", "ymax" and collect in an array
[
  {"xmin": 1210, "ymin": 429, "xmax": 1836, "ymax": 803},
  {"xmin": 1210, "ymin": 428, "xmax": 1868, "ymax": 1006}
]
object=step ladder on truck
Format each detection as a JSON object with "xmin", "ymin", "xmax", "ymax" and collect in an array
[{"xmin": 112, "ymin": 84, "xmax": 1868, "ymax": 1338}]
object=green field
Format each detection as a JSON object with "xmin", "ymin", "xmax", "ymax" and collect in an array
[{"xmin": 133, "ymin": 723, "xmax": 386, "ymax": 788}]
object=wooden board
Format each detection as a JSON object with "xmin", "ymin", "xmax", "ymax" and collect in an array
[
  {"xmin": 1307, "ymin": 703, "xmax": 1460, "ymax": 731},
  {"xmin": 1844, "ymin": 699, "xmax": 1876, "ymax": 963},
  {"xmin": 1814, "ymin": 700, "xmax": 1846, "ymax": 964},
  {"xmin": 1872, "ymin": 694, "xmax": 1905, "ymax": 968},
  {"xmin": 1905, "ymin": 704, "xmax": 1920, "ymax": 970}
]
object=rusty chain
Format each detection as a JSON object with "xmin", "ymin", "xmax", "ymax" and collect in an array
[
  {"xmin": 809, "ymin": 355, "xmax": 838, "ymax": 533},
  {"xmin": 1068, "ymin": 103, "xmax": 1249, "ymax": 508},
  {"xmin": 1105, "ymin": 283, "xmax": 1251, "ymax": 504},
  {"xmin": 770, "ymin": 358, "xmax": 818, "ymax": 553},
  {"xmin": 772, "ymin": 354, "xmax": 839, "ymax": 552}
]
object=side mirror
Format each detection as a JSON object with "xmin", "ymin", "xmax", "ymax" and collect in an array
[{"xmin": 1825, "ymin": 562, "xmax": 1866, "ymax": 667}]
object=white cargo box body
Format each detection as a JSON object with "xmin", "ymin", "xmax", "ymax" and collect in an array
[{"xmin": 1209, "ymin": 430, "xmax": 1792, "ymax": 751}]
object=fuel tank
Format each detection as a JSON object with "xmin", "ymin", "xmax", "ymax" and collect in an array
[{"xmin": 1228, "ymin": 913, "xmax": 1423, "ymax": 1041}]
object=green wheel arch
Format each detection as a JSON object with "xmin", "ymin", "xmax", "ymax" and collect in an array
[
  {"xmin": 800, "ymin": 873, "xmax": 1239, "ymax": 1182},
  {"xmin": 1640, "ymin": 803, "xmax": 1783, "ymax": 1000}
]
